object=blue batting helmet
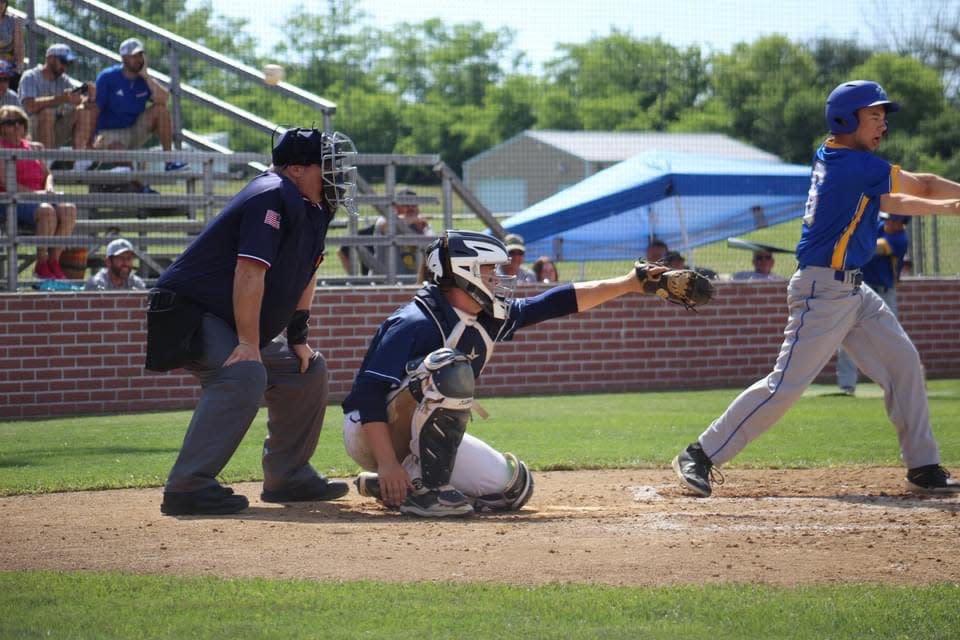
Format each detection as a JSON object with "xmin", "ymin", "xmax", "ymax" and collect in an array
[{"xmin": 825, "ymin": 80, "xmax": 900, "ymax": 134}]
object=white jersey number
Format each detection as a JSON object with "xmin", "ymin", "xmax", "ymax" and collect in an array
[{"xmin": 803, "ymin": 161, "xmax": 826, "ymax": 227}]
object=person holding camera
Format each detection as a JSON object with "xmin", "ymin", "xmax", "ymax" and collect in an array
[
  {"xmin": 18, "ymin": 43, "xmax": 97, "ymax": 151},
  {"xmin": 93, "ymin": 38, "xmax": 185, "ymax": 171}
]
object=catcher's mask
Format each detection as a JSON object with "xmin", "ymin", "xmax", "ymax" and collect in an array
[
  {"xmin": 425, "ymin": 230, "xmax": 515, "ymax": 320},
  {"xmin": 271, "ymin": 127, "xmax": 358, "ymax": 216}
]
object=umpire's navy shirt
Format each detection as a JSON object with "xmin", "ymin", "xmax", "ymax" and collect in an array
[{"xmin": 158, "ymin": 171, "xmax": 333, "ymax": 346}]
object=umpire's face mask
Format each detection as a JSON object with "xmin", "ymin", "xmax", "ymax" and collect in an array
[{"xmin": 321, "ymin": 132, "xmax": 358, "ymax": 216}]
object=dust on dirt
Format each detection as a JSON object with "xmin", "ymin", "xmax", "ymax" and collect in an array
[{"xmin": 1, "ymin": 468, "xmax": 957, "ymax": 586}]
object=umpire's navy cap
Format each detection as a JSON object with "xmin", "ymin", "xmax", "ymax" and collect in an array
[{"xmin": 272, "ymin": 127, "xmax": 325, "ymax": 166}]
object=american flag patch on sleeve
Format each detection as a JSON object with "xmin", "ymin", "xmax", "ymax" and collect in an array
[{"xmin": 264, "ymin": 209, "xmax": 281, "ymax": 229}]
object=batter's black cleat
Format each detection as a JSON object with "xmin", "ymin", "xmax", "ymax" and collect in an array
[
  {"xmin": 261, "ymin": 476, "xmax": 350, "ymax": 503},
  {"xmin": 672, "ymin": 442, "xmax": 722, "ymax": 497},
  {"xmin": 905, "ymin": 464, "xmax": 960, "ymax": 493},
  {"xmin": 399, "ymin": 486, "xmax": 474, "ymax": 517},
  {"xmin": 161, "ymin": 484, "xmax": 249, "ymax": 516}
]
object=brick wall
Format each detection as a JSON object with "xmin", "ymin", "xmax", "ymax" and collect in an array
[{"xmin": 2, "ymin": 279, "xmax": 958, "ymax": 419}]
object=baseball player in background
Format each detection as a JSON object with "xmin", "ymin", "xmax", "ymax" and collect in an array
[
  {"xmin": 836, "ymin": 212, "xmax": 911, "ymax": 395},
  {"xmin": 672, "ymin": 80, "xmax": 960, "ymax": 497},
  {"xmin": 341, "ymin": 230, "xmax": 685, "ymax": 517},
  {"xmin": 147, "ymin": 127, "xmax": 359, "ymax": 516}
]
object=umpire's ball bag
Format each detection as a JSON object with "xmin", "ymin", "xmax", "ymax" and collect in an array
[{"xmin": 145, "ymin": 288, "xmax": 205, "ymax": 372}]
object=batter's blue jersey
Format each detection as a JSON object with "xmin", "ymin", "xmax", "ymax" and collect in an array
[
  {"xmin": 342, "ymin": 283, "xmax": 579, "ymax": 424},
  {"xmin": 796, "ymin": 139, "xmax": 901, "ymax": 270}
]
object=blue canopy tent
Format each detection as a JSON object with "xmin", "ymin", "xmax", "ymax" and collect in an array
[{"xmin": 500, "ymin": 150, "xmax": 813, "ymax": 262}]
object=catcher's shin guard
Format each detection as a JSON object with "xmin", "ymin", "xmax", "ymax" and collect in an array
[
  {"xmin": 473, "ymin": 452, "xmax": 534, "ymax": 512},
  {"xmin": 407, "ymin": 348, "xmax": 475, "ymax": 488}
]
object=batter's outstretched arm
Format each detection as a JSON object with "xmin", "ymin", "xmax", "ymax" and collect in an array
[{"xmin": 881, "ymin": 192, "xmax": 960, "ymax": 217}]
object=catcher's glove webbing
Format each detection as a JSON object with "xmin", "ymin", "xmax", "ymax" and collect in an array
[{"xmin": 635, "ymin": 260, "xmax": 714, "ymax": 311}]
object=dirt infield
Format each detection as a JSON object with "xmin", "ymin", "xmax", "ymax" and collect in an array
[{"xmin": 1, "ymin": 468, "xmax": 958, "ymax": 586}]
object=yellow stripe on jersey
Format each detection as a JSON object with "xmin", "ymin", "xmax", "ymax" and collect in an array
[
  {"xmin": 890, "ymin": 164, "xmax": 901, "ymax": 194},
  {"xmin": 831, "ymin": 194, "xmax": 870, "ymax": 270}
]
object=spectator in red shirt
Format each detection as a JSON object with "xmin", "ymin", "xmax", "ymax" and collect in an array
[{"xmin": 0, "ymin": 104, "xmax": 77, "ymax": 278}]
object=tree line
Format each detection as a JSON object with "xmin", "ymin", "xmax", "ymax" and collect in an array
[{"xmin": 51, "ymin": 0, "xmax": 960, "ymax": 180}]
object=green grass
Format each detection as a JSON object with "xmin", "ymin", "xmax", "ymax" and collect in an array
[
  {"xmin": 1, "ymin": 572, "xmax": 957, "ymax": 640},
  {"xmin": 2, "ymin": 380, "xmax": 958, "ymax": 496},
  {"xmin": 3, "ymin": 382, "xmax": 959, "ymax": 639}
]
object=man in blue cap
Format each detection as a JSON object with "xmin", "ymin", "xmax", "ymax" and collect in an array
[
  {"xmin": 835, "ymin": 212, "xmax": 911, "ymax": 395},
  {"xmin": 147, "ymin": 127, "xmax": 358, "ymax": 515}
]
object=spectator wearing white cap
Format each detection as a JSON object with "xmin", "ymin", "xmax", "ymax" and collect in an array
[
  {"xmin": 18, "ymin": 43, "xmax": 97, "ymax": 151},
  {"xmin": 497, "ymin": 233, "xmax": 537, "ymax": 283},
  {"xmin": 0, "ymin": 60, "xmax": 20, "ymax": 107},
  {"xmin": 93, "ymin": 38, "xmax": 186, "ymax": 171},
  {"xmin": 84, "ymin": 238, "xmax": 146, "ymax": 290}
]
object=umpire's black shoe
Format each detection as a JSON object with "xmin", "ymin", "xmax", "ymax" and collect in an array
[
  {"xmin": 260, "ymin": 476, "xmax": 350, "ymax": 503},
  {"xmin": 161, "ymin": 485, "xmax": 249, "ymax": 516},
  {"xmin": 672, "ymin": 442, "xmax": 721, "ymax": 498},
  {"xmin": 905, "ymin": 464, "xmax": 960, "ymax": 493}
]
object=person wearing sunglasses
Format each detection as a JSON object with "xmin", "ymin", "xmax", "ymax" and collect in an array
[
  {"xmin": 731, "ymin": 250, "xmax": 786, "ymax": 281},
  {"xmin": 18, "ymin": 43, "xmax": 96, "ymax": 152},
  {"xmin": 0, "ymin": 104, "xmax": 77, "ymax": 279}
]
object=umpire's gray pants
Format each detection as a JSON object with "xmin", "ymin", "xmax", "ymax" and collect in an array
[{"xmin": 164, "ymin": 313, "xmax": 329, "ymax": 493}]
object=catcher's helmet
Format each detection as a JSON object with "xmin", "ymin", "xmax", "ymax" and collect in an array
[
  {"xmin": 425, "ymin": 230, "xmax": 514, "ymax": 319},
  {"xmin": 271, "ymin": 128, "xmax": 358, "ymax": 215},
  {"xmin": 825, "ymin": 80, "xmax": 900, "ymax": 134}
]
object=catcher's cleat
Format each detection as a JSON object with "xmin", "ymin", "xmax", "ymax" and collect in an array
[
  {"xmin": 161, "ymin": 484, "xmax": 249, "ymax": 516},
  {"xmin": 354, "ymin": 472, "xmax": 383, "ymax": 500},
  {"xmin": 905, "ymin": 464, "xmax": 960, "ymax": 493},
  {"xmin": 261, "ymin": 475, "xmax": 350, "ymax": 503},
  {"xmin": 399, "ymin": 486, "xmax": 474, "ymax": 517},
  {"xmin": 672, "ymin": 442, "xmax": 722, "ymax": 497}
]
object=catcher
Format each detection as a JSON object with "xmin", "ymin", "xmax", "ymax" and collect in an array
[{"xmin": 341, "ymin": 230, "xmax": 712, "ymax": 517}]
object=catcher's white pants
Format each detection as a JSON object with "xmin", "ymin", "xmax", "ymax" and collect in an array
[
  {"xmin": 699, "ymin": 266, "xmax": 940, "ymax": 469},
  {"xmin": 342, "ymin": 409, "xmax": 514, "ymax": 497}
]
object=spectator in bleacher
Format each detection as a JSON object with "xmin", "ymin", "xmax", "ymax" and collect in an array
[
  {"xmin": 732, "ymin": 250, "xmax": 786, "ymax": 281},
  {"xmin": 497, "ymin": 233, "xmax": 537, "ymax": 283},
  {"xmin": 531, "ymin": 256, "xmax": 559, "ymax": 283},
  {"xmin": 0, "ymin": 59, "xmax": 20, "ymax": 107},
  {"xmin": 0, "ymin": 105, "xmax": 77, "ymax": 279},
  {"xmin": 84, "ymin": 238, "xmax": 146, "ymax": 290},
  {"xmin": 93, "ymin": 38, "xmax": 186, "ymax": 171},
  {"xmin": 373, "ymin": 187, "xmax": 433, "ymax": 276},
  {"xmin": 645, "ymin": 238, "xmax": 669, "ymax": 262},
  {"xmin": 19, "ymin": 43, "xmax": 97, "ymax": 151},
  {"xmin": 0, "ymin": 1, "xmax": 24, "ymax": 90}
]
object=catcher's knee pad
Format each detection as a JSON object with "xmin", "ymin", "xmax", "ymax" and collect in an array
[
  {"xmin": 407, "ymin": 348, "xmax": 475, "ymax": 488},
  {"xmin": 473, "ymin": 452, "xmax": 534, "ymax": 512}
]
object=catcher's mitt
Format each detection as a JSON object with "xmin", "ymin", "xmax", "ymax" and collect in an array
[{"xmin": 635, "ymin": 260, "xmax": 714, "ymax": 311}]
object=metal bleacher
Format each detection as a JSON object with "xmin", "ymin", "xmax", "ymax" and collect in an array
[{"xmin": 1, "ymin": 1, "xmax": 503, "ymax": 290}]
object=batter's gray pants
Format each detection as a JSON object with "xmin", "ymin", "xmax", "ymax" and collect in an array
[
  {"xmin": 164, "ymin": 313, "xmax": 329, "ymax": 493},
  {"xmin": 698, "ymin": 266, "xmax": 940, "ymax": 470},
  {"xmin": 836, "ymin": 284, "xmax": 898, "ymax": 390}
]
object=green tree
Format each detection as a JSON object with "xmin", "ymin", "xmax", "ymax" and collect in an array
[
  {"xmin": 709, "ymin": 35, "xmax": 823, "ymax": 162},
  {"xmin": 544, "ymin": 32, "xmax": 706, "ymax": 130}
]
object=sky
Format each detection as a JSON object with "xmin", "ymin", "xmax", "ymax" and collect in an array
[{"xmin": 194, "ymin": 0, "xmax": 937, "ymax": 68}]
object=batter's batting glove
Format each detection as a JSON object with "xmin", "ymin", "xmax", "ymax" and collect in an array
[{"xmin": 635, "ymin": 260, "xmax": 715, "ymax": 312}]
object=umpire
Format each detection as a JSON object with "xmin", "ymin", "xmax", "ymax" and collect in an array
[{"xmin": 146, "ymin": 127, "xmax": 358, "ymax": 515}]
